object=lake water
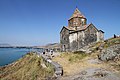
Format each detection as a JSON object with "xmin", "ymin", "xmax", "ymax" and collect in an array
[{"xmin": 0, "ymin": 48, "xmax": 42, "ymax": 66}]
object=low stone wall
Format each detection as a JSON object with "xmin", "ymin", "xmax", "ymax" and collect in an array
[
  {"xmin": 98, "ymin": 44, "xmax": 120, "ymax": 61},
  {"xmin": 40, "ymin": 54, "xmax": 63, "ymax": 77}
]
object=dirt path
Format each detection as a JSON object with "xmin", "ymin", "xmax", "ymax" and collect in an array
[
  {"xmin": 61, "ymin": 59, "xmax": 120, "ymax": 80},
  {"xmin": 61, "ymin": 67, "xmax": 120, "ymax": 80},
  {"xmin": 53, "ymin": 53, "xmax": 120, "ymax": 80}
]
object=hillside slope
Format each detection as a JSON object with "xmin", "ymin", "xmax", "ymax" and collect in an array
[{"xmin": 0, "ymin": 53, "xmax": 54, "ymax": 80}]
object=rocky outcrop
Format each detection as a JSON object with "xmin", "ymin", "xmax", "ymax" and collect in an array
[
  {"xmin": 98, "ymin": 44, "xmax": 120, "ymax": 61},
  {"xmin": 78, "ymin": 42, "xmax": 100, "ymax": 53}
]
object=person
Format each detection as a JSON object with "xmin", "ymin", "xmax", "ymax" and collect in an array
[
  {"xmin": 50, "ymin": 50, "xmax": 53, "ymax": 55},
  {"xmin": 114, "ymin": 34, "xmax": 117, "ymax": 38},
  {"xmin": 43, "ymin": 51, "xmax": 45, "ymax": 55}
]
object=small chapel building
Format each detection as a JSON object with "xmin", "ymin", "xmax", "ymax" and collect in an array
[{"xmin": 60, "ymin": 8, "xmax": 104, "ymax": 52}]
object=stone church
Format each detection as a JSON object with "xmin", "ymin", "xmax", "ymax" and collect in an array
[{"xmin": 60, "ymin": 8, "xmax": 104, "ymax": 52}]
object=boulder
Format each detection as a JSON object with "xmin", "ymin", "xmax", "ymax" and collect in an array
[{"xmin": 98, "ymin": 44, "xmax": 120, "ymax": 61}]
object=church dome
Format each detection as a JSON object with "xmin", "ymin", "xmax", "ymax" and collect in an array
[{"xmin": 69, "ymin": 8, "xmax": 86, "ymax": 20}]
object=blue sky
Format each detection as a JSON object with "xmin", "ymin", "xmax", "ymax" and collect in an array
[{"xmin": 0, "ymin": 0, "xmax": 120, "ymax": 46}]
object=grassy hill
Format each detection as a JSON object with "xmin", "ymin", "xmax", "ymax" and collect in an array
[{"xmin": 0, "ymin": 53, "xmax": 54, "ymax": 80}]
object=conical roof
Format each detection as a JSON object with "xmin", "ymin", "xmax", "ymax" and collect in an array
[{"xmin": 69, "ymin": 8, "xmax": 86, "ymax": 20}]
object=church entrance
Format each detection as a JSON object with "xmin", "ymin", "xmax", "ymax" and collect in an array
[{"xmin": 63, "ymin": 45, "xmax": 66, "ymax": 51}]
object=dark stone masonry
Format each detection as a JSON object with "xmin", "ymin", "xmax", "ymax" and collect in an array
[{"xmin": 60, "ymin": 8, "xmax": 104, "ymax": 52}]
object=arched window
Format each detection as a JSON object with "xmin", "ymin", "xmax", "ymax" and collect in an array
[
  {"xmin": 81, "ymin": 19, "xmax": 85, "ymax": 26},
  {"xmin": 82, "ymin": 21, "xmax": 84, "ymax": 26}
]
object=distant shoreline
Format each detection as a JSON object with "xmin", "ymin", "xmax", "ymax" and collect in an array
[{"xmin": 0, "ymin": 47, "xmax": 43, "ymax": 49}]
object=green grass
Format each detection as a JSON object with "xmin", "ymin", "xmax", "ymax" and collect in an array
[{"xmin": 0, "ymin": 53, "xmax": 54, "ymax": 80}]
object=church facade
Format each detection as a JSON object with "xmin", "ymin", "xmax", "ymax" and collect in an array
[{"xmin": 60, "ymin": 8, "xmax": 104, "ymax": 52}]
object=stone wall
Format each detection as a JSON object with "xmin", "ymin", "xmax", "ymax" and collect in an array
[
  {"xmin": 78, "ymin": 31, "xmax": 84, "ymax": 49},
  {"xmin": 41, "ymin": 54, "xmax": 63, "ymax": 77},
  {"xmin": 60, "ymin": 28, "xmax": 70, "ymax": 51},
  {"xmin": 68, "ymin": 17, "xmax": 87, "ymax": 27},
  {"xmin": 69, "ymin": 32, "xmax": 78, "ymax": 51},
  {"xmin": 99, "ymin": 31, "xmax": 104, "ymax": 41},
  {"xmin": 69, "ymin": 31, "xmax": 84, "ymax": 51},
  {"xmin": 68, "ymin": 25, "xmax": 99, "ymax": 51},
  {"xmin": 60, "ymin": 24, "xmax": 104, "ymax": 52},
  {"xmin": 84, "ymin": 25, "xmax": 97, "ymax": 46}
]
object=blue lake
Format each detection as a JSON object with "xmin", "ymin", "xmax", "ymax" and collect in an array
[{"xmin": 0, "ymin": 48, "xmax": 42, "ymax": 66}]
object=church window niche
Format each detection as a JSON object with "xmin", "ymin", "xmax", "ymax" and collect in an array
[
  {"xmin": 73, "ymin": 21, "xmax": 78, "ymax": 30},
  {"xmin": 81, "ymin": 18, "xmax": 85, "ymax": 26}
]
